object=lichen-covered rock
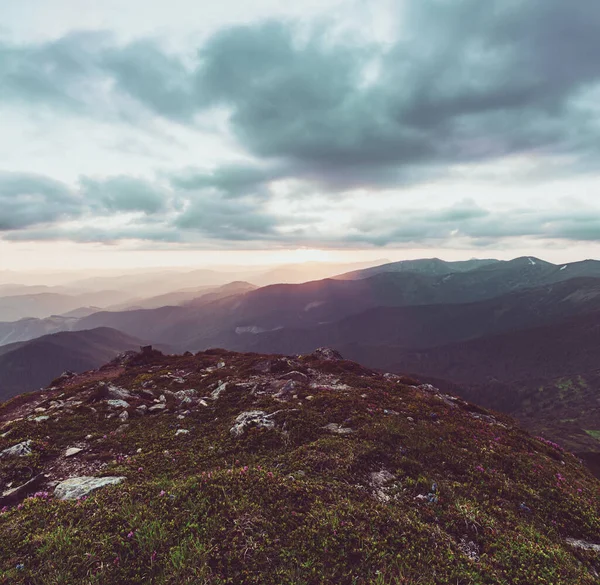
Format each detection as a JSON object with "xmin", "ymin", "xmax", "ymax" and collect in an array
[
  {"xmin": 311, "ymin": 347, "xmax": 343, "ymax": 361},
  {"xmin": 230, "ymin": 411, "xmax": 275, "ymax": 437},
  {"xmin": 107, "ymin": 385, "xmax": 132, "ymax": 400},
  {"xmin": 211, "ymin": 382, "xmax": 227, "ymax": 400},
  {"xmin": 54, "ymin": 476, "xmax": 126, "ymax": 500},
  {"xmin": 0, "ymin": 440, "xmax": 32, "ymax": 458},
  {"xmin": 107, "ymin": 399, "xmax": 130, "ymax": 409}
]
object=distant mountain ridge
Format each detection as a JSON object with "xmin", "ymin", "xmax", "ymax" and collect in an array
[{"xmin": 0, "ymin": 327, "xmax": 150, "ymax": 400}]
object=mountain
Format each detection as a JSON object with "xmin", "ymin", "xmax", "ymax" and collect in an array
[
  {"xmin": 336, "ymin": 256, "xmax": 600, "ymax": 282},
  {"xmin": 336, "ymin": 257, "xmax": 500, "ymax": 280},
  {"xmin": 233, "ymin": 278, "xmax": 600, "ymax": 355},
  {"xmin": 0, "ymin": 290, "xmax": 134, "ymax": 322},
  {"xmin": 74, "ymin": 258, "xmax": 600, "ymax": 352},
  {"xmin": 0, "ymin": 348, "xmax": 598, "ymax": 583},
  {"xmin": 0, "ymin": 315, "xmax": 80, "ymax": 347},
  {"xmin": 0, "ymin": 327, "xmax": 150, "ymax": 401}
]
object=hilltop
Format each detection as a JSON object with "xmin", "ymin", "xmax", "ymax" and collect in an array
[{"xmin": 0, "ymin": 348, "xmax": 598, "ymax": 584}]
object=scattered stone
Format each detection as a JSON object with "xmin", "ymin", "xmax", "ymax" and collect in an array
[
  {"xmin": 119, "ymin": 411, "xmax": 129, "ymax": 421},
  {"xmin": 0, "ymin": 440, "xmax": 33, "ymax": 458},
  {"xmin": 159, "ymin": 395, "xmax": 167, "ymax": 403},
  {"xmin": 148, "ymin": 404, "xmax": 167, "ymax": 413},
  {"xmin": 64, "ymin": 447, "xmax": 83, "ymax": 458},
  {"xmin": 323, "ymin": 423, "xmax": 354, "ymax": 435},
  {"xmin": 275, "ymin": 380, "xmax": 299, "ymax": 399},
  {"xmin": 54, "ymin": 476, "xmax": 126, "ymax": 501},
  {"xmin": 107, "ymin": 385, "xmax": 133, "ymax": 400},
  {"xmin": 107, "ymin": 399, "xmax": 130, "ymax": 409},
  {"xmin": 139, "ymin": 389, "xmax": 155, "ymax": 400},
  {"xmin": 33, "ymin": 416, "xmax": 49, "ymax": 423},
  {"xmin": 566, "ymin": 538, "xmax": 600, "ymax": 552},
  {"xmin": 458, "ymin": 537, "xmax": 480, "ymax": 562},
  {"xmin": 370, "ymin": 469, "xmax": 396, "ymax": 502},
  {"xmin": 175, "ymin": 429, "xmax": 190, "ymax": 436},
  {"xmin": 85, "ymin": 435, "xmax": 93, "ymax": 440},
  {"xmin": 311, "ymin": 347, "xmax": 343, "ymax": 361},
  {"xmin": 230, "ymin": 411, "xmax": 275, "ymax": 437},
  {"xmin": 217, "ymin": 361, "xmax": 226, "ymax": 369},
  {"xmin": 305, "ymin": 395, "xmax": 314, "ymax": 401},
  {"xmin": 34, "ymin": 407, "xmax": 47, "ymax": 413},
  {"xmin": 407, "ymin": 417, "xmax": 415, "ymax": 423},
  {"xmin": 0, "ymin": 474, "xmax": 46, "ymax": 505},
  {"xmin": 279, "ymin": 371, "xmax": 309, "ymax": 383},
  {"xmin": 136, "ymin": 405, "xmax": 148, "ymax": 414},
  {"xmin": 198, "ymin": 399, "xmax": 209, "ymax": 407},
  {"xmin": 177, "ymin": 415, "xmax": 186, "ymax": 420},
  {"xmin": 174, "ymin": 389, "xmax": 197, "ymax": 400},
  {"xmin": 253, "ymin": 360, "xmax": 272, "ymax": 373},
  {"xmin": 211, "ymin": 382, "xmax": 228, "ymax": 400}
]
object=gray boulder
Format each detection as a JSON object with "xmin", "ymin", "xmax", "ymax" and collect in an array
[
  {"xmin": 0, "ymin": 440, "xmax": 33, "ymax": 458},
  {"xmin": 230, "ymin": 411, "xmax": 275, "ymax": 437},
  {"xmin": 54, "ymin": 476, "xmax": 126, "ymax": 500}
]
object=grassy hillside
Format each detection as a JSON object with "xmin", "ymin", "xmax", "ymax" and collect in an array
[{"xmin": 0, "ymin": 348, "xmax": 598, "ymax": 584}]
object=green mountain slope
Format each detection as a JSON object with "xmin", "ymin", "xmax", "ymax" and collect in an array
[{"xmin": 0, "ymin": 348, "xmax": 598, "ymax": 584}]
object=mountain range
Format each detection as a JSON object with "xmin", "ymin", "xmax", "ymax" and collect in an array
[{"xmin": 1, "ymin": 256, "xmax": 600, "ymax": 477}]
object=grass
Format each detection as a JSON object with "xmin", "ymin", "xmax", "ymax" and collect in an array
[{"xmin": 0, "ymin": 349, "xmax": 599, "ymax": 584}]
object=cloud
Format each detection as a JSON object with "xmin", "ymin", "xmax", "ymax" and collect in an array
[
  {"xmin": 3, "ymin": 0, "xmax": 600, "ymax": 192},
  {"xmin": 0, "ymin": 172, "xmax": 81, "ymax": 230},
  {"xmin": 2, "ymin": 1, "xmax": 600, "ymax": 248},
  {"xmin": 81, "ymin": 175, "xmax": 168, "ymax": 214}
]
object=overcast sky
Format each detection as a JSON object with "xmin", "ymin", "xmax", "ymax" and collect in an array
[{"xmin": 2, "ymin": 0, "xmax": 600, "ymax": 270}]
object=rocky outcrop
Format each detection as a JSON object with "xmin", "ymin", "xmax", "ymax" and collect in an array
[{"xmin": 54, "ymin": 476, "xmax": 126, "ymax": 501}]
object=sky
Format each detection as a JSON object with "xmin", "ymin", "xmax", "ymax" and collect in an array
[{"xmin": 2, "ymin": 0, "xmax": 600, "ymax": 271}]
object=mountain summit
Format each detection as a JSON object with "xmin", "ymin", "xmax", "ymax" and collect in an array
[{"xmin": 0, "ymin": 348, "xmax": 598, "ymax": 584}]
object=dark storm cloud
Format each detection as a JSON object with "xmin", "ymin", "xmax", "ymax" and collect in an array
[
  {"xmin": 3, "ymin": 0, "xmax": 600, "ymax": 184},
  {"xmin": 0, "ymin": 172, "xmax": 81, "ymax": 230},
  {"xmin": 2, "ymin": 0, "xmax": 600, "ymax": 245}
]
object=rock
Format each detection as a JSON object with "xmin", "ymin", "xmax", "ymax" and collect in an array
[
  {"xmin": 159, "ymin": 395, "xmax": 167, "ymax": 403},
  {"xmin": 211, "ymin": 382, "xmax": 227, "ymax": 400},
  {"xmin": 119, "ymin": 411, "xmax": 129, "ymax": 421},
  {"xmin": 34, "ymin": 407, "xmax": 47, "ymax": 413},
  {"xmin": 230, "ymin": 411, "xmax": 275, "ymax": 437},
  {"xmin": 107, "ymin": 399, "xmax": 130, "ymax": 409},
  {"xmin": 0, "ymin": 474, "xmax": 46, "ymax": 505},
  {"xmin": 107, "ymin": 385, "xmax": 132, "ymax": 400},
  {"xmin": 0, "ymin": 440, "xmax": 33, "ymax": 458},
  {"xmin": 407, "ymin": 417, "xmax": 415, "ymax": 422},
  {"xmin": 54, "ymin": 476, "xmax": 126, "ymax": 501},
  {"xmin": 148, "ymin": 403, "xmax": 167, "ymax": 413},
  {"xmin": 198, "ymin": 399, "xmax": 209, "ymax": 407},
  {"xmin": 174, "ymin": 389, "xmax": 197, "ymax": 400},
  {"xmin": 136, "ymin": 405, "xmax": 148, "ymax": 414},
  {"xmin": 275, "ymin": 380, "xmax": 299, "ymax": 399},
  {"xmin": 33, "ymin": 416, "xmax": 49, "ymax": 423},
  {"xmin": 323, "ymin": 423, "xmax": 354, "ymax": 435},
  {"xmin": 175, "ymin": 429, "xmax": 190, "ymax": 436},
  {"xmin": 565, "ymin": 538, "xmax": 600, "ymax": 552},
  {"xmin": 139, "ymin": 389, "xmax": 155, "ymax": 400},
  {"xmin": 279, "ymin": 371, "xmax": 309, "ymax": 383},
  {"xmin": 64, "ymin": 447, "xmax": 83, "ymax": 458},
  {"xmin": 311, "ymin": 348, "xmax": 343, "ymax": 361},
  {"xmin": 253, "ymin": 360, "xmax": 272, "ymax": 373},
  {"xmin": 179, "ymin": 396, "xmax": 194, "ymax": 407}
]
